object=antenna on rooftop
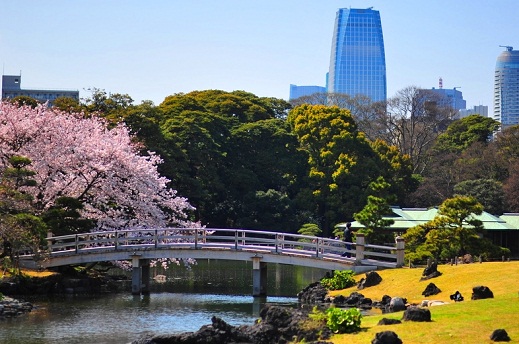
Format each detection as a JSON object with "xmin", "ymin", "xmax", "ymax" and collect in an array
[{"xmin": 500, "ymin": 45, "xmax": 513, "ymax": 51}]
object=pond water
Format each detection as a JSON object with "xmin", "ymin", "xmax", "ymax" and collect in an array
[{"xmin": 0, "ymin": 260, "xmax": 329, "ymax": 344}]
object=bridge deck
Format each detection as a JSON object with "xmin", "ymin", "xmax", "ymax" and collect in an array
[{"xmin": 20, "ymin": 228, "xmax": 403, "ymax": 273}]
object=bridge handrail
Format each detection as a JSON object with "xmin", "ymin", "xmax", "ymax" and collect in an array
[{"xmin": 44, "ymin": 228, "xmax": 402, "ymax": 266}]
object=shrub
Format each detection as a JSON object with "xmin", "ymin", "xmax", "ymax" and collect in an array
[
  {"xmin": 320, "ymin": 270, "xmax": 356, "ymax": 290},
  {"xmin": 326, "ymin": 307, "xmax": 363, "ymax": 333}
]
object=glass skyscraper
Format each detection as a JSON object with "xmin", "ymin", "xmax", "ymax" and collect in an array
[
  {"xmin": 494, "ymin": 46, "xmax": 519, "ymax": 129},
  {"xmin": 328, "ymin": 7, "xmax": 386, "ymax": 102}
]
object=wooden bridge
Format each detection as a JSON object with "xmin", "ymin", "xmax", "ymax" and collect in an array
[{"xmin": 19, "ymin": 228, "xmax": 404, "ymax": 296}]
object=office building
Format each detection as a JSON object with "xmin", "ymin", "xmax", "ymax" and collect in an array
[
  {"xmin": 494, "ymin": 46, "xmax": 519, "ymax": 128},
  {"xmin": 2, "ymin": 74, "xmax": 79, "ymax": 105},
  {"xmin": 328, "ymin": 7, "xmax": 387, "ymax": 102},
  {"xmin": 459, "ymin": 105, "xmax": 489, "ymax": 119},
  {"xmin": 427, "ymin": 87, "xmax": 466, "ymax": 111},
  {"xmin": 289, "ymin": 84, "xmax": 327, "ymax": 101}
]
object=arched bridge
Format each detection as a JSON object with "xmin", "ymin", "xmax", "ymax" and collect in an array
[{"xmin": 20, "ymin": 228, "xmax": 404, "ymax": 296}]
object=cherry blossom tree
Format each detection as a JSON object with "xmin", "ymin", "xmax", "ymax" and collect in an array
[{"xmin": 0, "ymin": 101, "xmax": 196, "ymax": 230}]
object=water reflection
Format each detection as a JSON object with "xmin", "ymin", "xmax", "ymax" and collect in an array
[{"xmin": 0, "ymin": 260, "xmax": 329, "ymax": 344}]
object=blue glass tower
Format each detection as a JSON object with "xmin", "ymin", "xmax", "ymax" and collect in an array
[
  {"xmin": 494, "ymin": 46, "xmax": 519, "ymax": 129},
  {"xmin": 328, "ymin": 7, "xmax": 386, "ymax": 102}
]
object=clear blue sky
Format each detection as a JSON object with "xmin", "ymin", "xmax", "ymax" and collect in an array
[{"xmin": 1, "ymin": 1, "xmax": 518, "ymax": 110}]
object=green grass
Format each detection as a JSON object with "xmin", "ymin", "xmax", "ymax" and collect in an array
[{"xmin": 327, "ymin": 261, "xmax": 519, "ymax": 343}]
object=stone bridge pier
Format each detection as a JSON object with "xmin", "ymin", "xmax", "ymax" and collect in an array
[{"xmin": 131, "ymin": 254, "xmax": 150, "ymax": 295}]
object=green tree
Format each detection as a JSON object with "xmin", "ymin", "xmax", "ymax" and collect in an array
[
  {"xmin": 53, "ymin": 96, "xmax": 82, "ymax": 113},
  {"xmin": 354, "ymin": 177, "xmax": 395, "ymax": 244},
  {"xmin": 288, "ymin": 104, "xmax": 380, "ymax": 236},
  {"xmin": 434, "ymin": 114, "xmax": 499, "ymax": 153},
  {"xmin": 403, "ymin": 195, "xmax": 507, "ymax": 262},
  {"xmin": 453, "ymin": 179, "xmax": 505, "ymax": 215},
  {"xmin": 41, "ymin": 197, "xmax": 94, "ymax": 236},
  {"xmin": 0, "ymin": 156, "xmax": 47, "ymax": 266},
  {"xmin": 298, "ymin": 223, "xmax": 321, "ymax": 237}
]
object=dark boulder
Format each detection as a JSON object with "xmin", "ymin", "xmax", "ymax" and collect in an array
[
  {"xmin": 420, "ymin": 262, "xmax": 442, "ymax": 281},
  {"xmin": 331, "ymin": 292, "xmax": 372, "ymax": 309},
  {"xmin": 357, "ymin": 271, "xmax": 382, "ymax": 289},
  {"xmin": 422, "ymin": 282, "xmax": 441, "ymax": 297},
  {"xmin": 371, "ymin": 331, "xmax": 403, "ymax": 344},
  {"xmin": 389, "ymin": 297, "xmax": 407, "ymax": 312},
  {"xmin": 490, "ymin": 329, "xmax": 511, "ymax": 342},
  {"xmin": 377, "ymin": 318, "xmax": 402, "ymax": 326},
  {"xmin": 472, "ymin": 286, "xmax": 494, "ymax": 300},
  {"xmin": 402, "ymin": 306, "xmax": 431, "ymax": 322},
  {"xmin": 131, "ymin": 305, "xmax": 331, "ymax": 344},
  {"xmin": 298, "ymin": 281, "xmax": 327, "ymax": 303},
  {"xmin": 450, "ymin": 291, "xmax": 464, "ymax": 302}
]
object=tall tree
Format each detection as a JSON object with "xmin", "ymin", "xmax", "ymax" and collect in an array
[
  {"xmin": 376, "ymin": 86, "xmax": 455, "ymax": 174},
  {"xmin": 287, "ymin": 104, "xmax": 380, "ymax": 236},
  {"xmin": 354, "ymin": 176, "xmax": 395, "ymax": 244}
]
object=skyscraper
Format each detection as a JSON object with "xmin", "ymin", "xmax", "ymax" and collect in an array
[
  {"xmin": 494, "ymin": 46, "xmax": 519, "ymax": 128},
  {"xmin": 328, "ymin": 7, "xmax": 386, "ymax": 102}
]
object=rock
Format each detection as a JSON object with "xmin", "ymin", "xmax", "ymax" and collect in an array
[
  {"xmin": 357, "ymin": 271, "xmax": 382, "ymax": 289},
  {"xmin": 298, "ymin": 281, "xmax": 327, "ymax": 303},
  {"xmin": 450, "ymin": 291, "xmax": 464, "ymax": 302},
  {"xmin": 422, "ymin": 282, "xmax": 441, "ymax": 296},
  {"xmin": 389, "ymin": 297, "xmax": 407, "ymax": 312},
  {"xmin": 0, "ymin": 297, "xmax": 33, "ymax": 318},
  {"xmin": 420, "ymin": 261, "xmax": 442, "ymax": 281},
  {"xmin": 402, "ymin": 306, "xmax": 431, "ymax": 322},
  {"xmin": 371, "ymin": 331, "xmax": 403, "ymax": 344},
  {"xmin": 472, "ymin": 286, "xmax": 494, "ymax": 300},
  {"xmin": 131, "ymin": 305, "xmax": 332, "ymax": 344},
  {"xmin": 377, "ymin": 318, "xmax": 402, "ymax": 326},
  {"xmin": 490, "ymin": 329, "xmax": 511, "ymax": 342},
  {"xmin": 331, "ymin": 292, "xmax": 372, "ymax": 309},
  {"xmin": 427, "ymin": 300, "xmax": 449, "ymax": 307}
]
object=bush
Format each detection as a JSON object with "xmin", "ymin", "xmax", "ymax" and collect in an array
[
  {"xmin": 326, "ymin": 307, "xmax": 363, "ymax": 333},
  {"xmin": 320, "ymin": 270, "xmax": 356, "ymax": 290}
]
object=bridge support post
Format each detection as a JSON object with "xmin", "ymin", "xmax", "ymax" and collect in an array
[
  {"xmin": 141, "ymin": 259, "xmax": 151, "ymax": 295},
  {"xmin": 355, "ymin": 234, "xmax": 365, "ymax": 264},
  {"xmin": 251, "ymin": 256, "xmax": 267, "ymax": 297},
  {"xmin": 131, "ymin": 254, "xmax": 150, "ymax": 295}
]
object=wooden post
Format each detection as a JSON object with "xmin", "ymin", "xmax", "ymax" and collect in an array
[
  {"xmin": 355, "ymin": 233, "xmax": 365, "ymax": 264},
  {"xmin": 396, "ymin": 236, "xmax": 405, "ymax": 267},
  {"xmin": 252, "ymin": 256, "xmax": 267, "ymax": 297}
]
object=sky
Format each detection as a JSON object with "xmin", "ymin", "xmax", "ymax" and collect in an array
[{"xmin": 1, "ymin": 1, "xmax": 518, "ymax": 110}]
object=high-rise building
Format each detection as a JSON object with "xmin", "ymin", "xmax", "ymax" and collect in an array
[
  {"xmin": 289, "ymin": 84, "xmax": 327, "ymax": 101},
  {"xmin": 494, "ymin": 46, "xmax": 519, "ymax": 128},
  {"xmin": 328, "ymin": 7, "xmax": 386, "ymax": 102},
  {"xmin": 2, "ymin": 74, "xmax": 79, "ymax": 105}
]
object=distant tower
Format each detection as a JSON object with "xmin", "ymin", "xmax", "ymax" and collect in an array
[
  {"xmin": 494, "ymin": 46, "xmax": 519, "ymax": 129},
  {"xmin": 439, "ymin": 77, "xmax": 443, "ymax": 89},
  {"xmin": 328, "ymin": 7, "xmax": 387, "ymax": 102}
]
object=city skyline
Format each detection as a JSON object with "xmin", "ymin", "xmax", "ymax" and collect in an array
[{"xmin": 1, "ymin": 1, "xmax": 518, "ymax": 109}]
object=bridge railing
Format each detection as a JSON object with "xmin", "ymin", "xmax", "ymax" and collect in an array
[{"xmin": 44, "ymin": 228, "xmax": 403, "ymax": 267}]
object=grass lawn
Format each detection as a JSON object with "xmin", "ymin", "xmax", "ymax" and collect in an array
[{"xmin": 328, "ymin": 261, "xmax": 519, "ymax": 343}]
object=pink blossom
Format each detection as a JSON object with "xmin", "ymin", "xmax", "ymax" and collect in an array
[{"xmin": 0, "ymin": 101, "xmax": 197, "ymax": 230}]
